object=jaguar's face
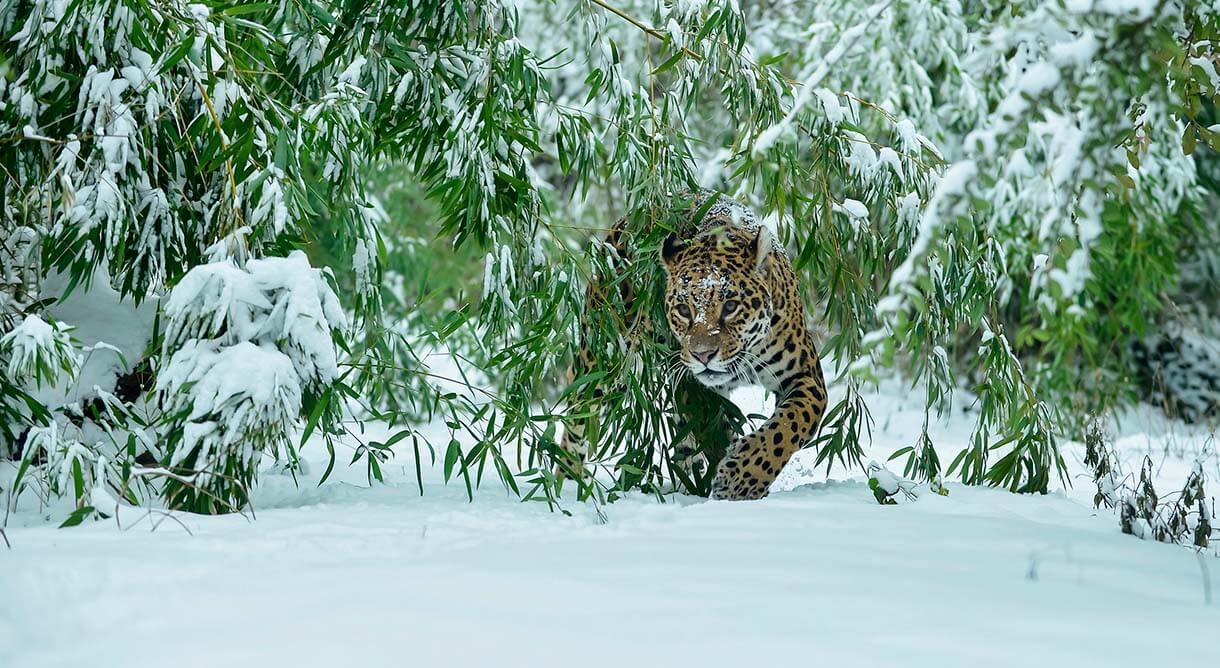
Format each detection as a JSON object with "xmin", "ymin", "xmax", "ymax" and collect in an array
[{"xmin": 661, "ymin": 225, "xmax": 774, "ymax": 388}]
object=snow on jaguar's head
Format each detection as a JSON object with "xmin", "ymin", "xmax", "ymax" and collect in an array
[{"xmin": 660, "ymin": 224, "xmax": 774, "ymax": 387}]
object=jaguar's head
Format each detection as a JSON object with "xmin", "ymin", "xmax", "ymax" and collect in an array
[{"xmin": 661, "ymin": 224, "xmax": 774, "ymax": 388}]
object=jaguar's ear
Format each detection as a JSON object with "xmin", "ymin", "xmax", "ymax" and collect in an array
[
  {"xmin": 742, "ymin": 226, "xmax": 772, "ymax": 272},
  {"xmin": 661, "ymin": 233, "xmax": 688, "ymax": 272}
]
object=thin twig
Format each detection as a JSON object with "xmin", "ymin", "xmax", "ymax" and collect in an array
[
  {"xmin": 148, "ymin": 508, "xmax": 195, "ymax": 535},
  {"xmin": 193, "ymin": 80, "xmax": 245, "ymax": 236},
  {"xmin": 587, "ymin": 0, "xmax": 704, "ymax": 62}
]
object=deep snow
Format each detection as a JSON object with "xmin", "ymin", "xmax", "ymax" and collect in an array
[{"xmin": 2, "ymin": 380, "xmax": 1216, "ymax": 668}]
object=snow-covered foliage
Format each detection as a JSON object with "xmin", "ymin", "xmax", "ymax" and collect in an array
[
  {"xmin": 0, "ymin": 226, "xmax": 39, "ymax": 316},
  {"xmin": 0, "ymin": 315, "xmax": 79, "ymax": 389},
  {"xmin": 694, "ymin": 0, "xmax": 1220, "ymax": 488},
  {"xmin": 865, "ymin": 460, "xmax": 919, "ymax": 504},
  {"xmin": 0, "ymin": 0, "xmax": 555, "ymax": 514},
  {"xmin": 155, "ymin": 251, "xmax": 345, "ymax": 512},
  {"xmin": 0, "ymin": 226, "xmax": 46, "ymax": 452},
  {"xmin": 0, "ymin": 311, "xmax": 79, "ymax": 457},
  {"xmin": 162, "ymin": 251, "xmax": 345, "ymax": 387},
  {"xmin": 868, "ymin": 1, "xmax": 1214, "ymax": 426}
]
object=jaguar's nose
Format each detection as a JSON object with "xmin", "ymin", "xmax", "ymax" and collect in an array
[{"xmin": 690, "ymin": 346, "xmax": 717, "ymax": 366}]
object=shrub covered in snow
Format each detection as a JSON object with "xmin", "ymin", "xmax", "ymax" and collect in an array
[
  {"xmin": 0, "ymin": 0, "xmax": 536, "ymax": 514},
  {"xmin": 156, "ymin": 251, "xmax": 345, "ymax": 512},
  {"xmin": 0, "ymin": 0, "xmax": 579, "ymax": 514},
  {"xmin": 0, "ymin": 313, "xmax": 79, "ymax": 459},
  {"xmin": 0, "ymin": 315, "xmax": 79, "ymax": 395}
]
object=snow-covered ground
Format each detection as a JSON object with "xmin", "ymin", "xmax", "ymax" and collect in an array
[{"xmin": 3, "ymin": 378, "xmax": 1216, "ymax": 667}]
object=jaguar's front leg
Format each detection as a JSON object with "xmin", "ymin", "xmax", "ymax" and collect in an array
[{"xmin": 710, "ymin": 370, "xmax": 827, "ymax": 501}]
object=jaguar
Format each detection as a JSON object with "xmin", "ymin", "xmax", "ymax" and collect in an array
[{"xmin": 561, "ymin": 192, "xmax": 829, "ymax": 500}]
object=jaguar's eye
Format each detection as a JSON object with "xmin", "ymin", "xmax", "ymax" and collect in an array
[
  {"xmin": 675, "ymin": 303, "xmax": 692, "ymax": 320},
  {"xmin": 722, "ymin": 299, "xmax": 741, "ymax": 316}
]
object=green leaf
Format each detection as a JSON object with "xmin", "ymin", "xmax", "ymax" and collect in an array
[
  {"xmin": 651, "ymin": 51, "xmax": 685, "ymax": 76},
  {"xmin": 1183, "ymin": 123, "xmax": 1198, "ymax": 155},
  {"xmin": 60, "ymin": 506, "xmax": 96, "ymax": 528},
  {"xmin": 318, "ymin": 436, "xmax": 337, "ymax": 487},
  {"xmin": 888, "ymin": 446, "xmax": 914, "ymax": 461},
  {"xmin": 559, "ymin": 370, "xmax": 608, "ymax": 402},
  {"xmin": 220, "ymin": 3, "xmax": 275, "ymax": 16},
  {"xmin": 299, "ymin": 386, "xmax": 334, "ymax": 448},
  {"xmin": 443, "ymin": 439, "xmax": 463, "ymax": 483},
  {"xmin": 159, "ymin": 35, "xmax": 194, "ymax": 74},
  {"xmin": 760, "ymin": 51, "xmax": 789, "ymax": 66}
]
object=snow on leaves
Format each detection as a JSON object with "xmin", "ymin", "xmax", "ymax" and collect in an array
[
  {"xmin": 0, "ymin": 314, "xmax": 80, "ymax": 389},
  {"xmin": 157, "ymin": 250, "xmax": 345, "ymax": 511},
  {"xmin": 157, "ymin": 340, "xmax": 301, "ymax": 471},
  {"xmin": 164, "ymin": 251, "xmax": 345, "ymax": 388}
]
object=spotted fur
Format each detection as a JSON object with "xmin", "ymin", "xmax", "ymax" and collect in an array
[{"xmin": 562, "ymin": 192, "xmax": 828, "ymax": 500}]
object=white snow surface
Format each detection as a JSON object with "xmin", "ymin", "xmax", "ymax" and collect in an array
[{"xmin": 2, "ymin": 381, "xmax": 1217, "ymax": 667}]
